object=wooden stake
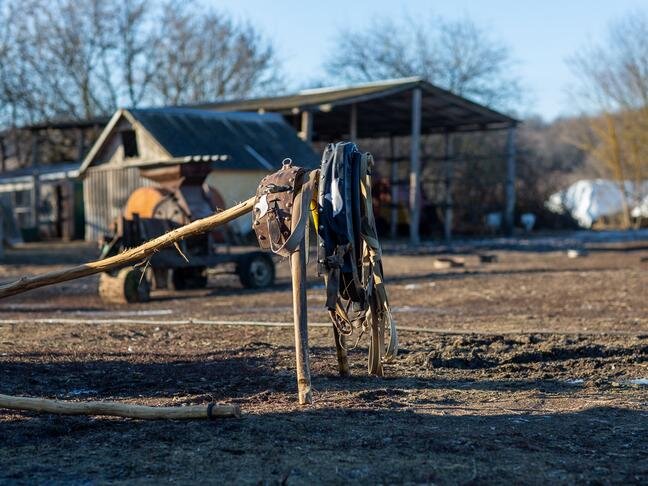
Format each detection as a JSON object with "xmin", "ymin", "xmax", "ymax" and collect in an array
[
  {"xmin": 290, "ymin": 237, "xmax": 312, "ymax": 404},
  {"xmin": 332, "ymin": 326, "xmax": 350, "ymax": 377},
  {"xmin": 0, "ymin": 197, "xmax": 255, "ymax": 300},
  {"xmin": 0, "ymin": 393, "xmax": 240, "ymax": 420}
]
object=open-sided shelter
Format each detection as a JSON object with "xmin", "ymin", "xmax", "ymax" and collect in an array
[{"xmin": 199, "ymin": 77, "xmax": 518, "ymax": 242}]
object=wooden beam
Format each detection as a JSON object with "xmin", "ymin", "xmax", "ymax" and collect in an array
[
  {"xmin": 443, "ymin": 132, "xmax": 453, "ymax": 242},
  {"xmin": 0, "ymin": 197, "xmax": 256, "ymax": 300},
  {"xmin": 504, "ymin": 126, "xmax": 517, "ymax": 236},
  {"xmin": 76, "ymin": 127, "xmax": 85, "ymax": 162},
  {"xmin": 350, "ymin": 103, "xmax": 358, "ymax": 142},
  {"xmin": 0, "ymin": 393, "xmax": 240, "ymax": 420},
  {"xmin": 31, "ymin": 132, "xmax": 40, "ymax": 232},
  {"xmin": 0, "ymin": 136, "xmax": 6, "ymax": 173},
  {"xmin": 299, "ymin": 110, "xmax": 313, "ymax": 143},
  {"xmin": 389, "ymin": 136, "xmax": 398, "ymax": 239},
  {"xmin": 409, "ymin": 88, "xmax": 422, "ymax": 244}
]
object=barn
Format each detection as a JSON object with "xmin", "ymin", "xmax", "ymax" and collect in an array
[{"xmin": 78, "ymin": 107, "xmax": 318, "ymax": 241}]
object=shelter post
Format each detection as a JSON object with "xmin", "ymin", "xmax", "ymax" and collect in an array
[
  {"xmin": 389, "ymin": 136, "xmax": 398, "ymax": 239},
  {"xmin": 0, "ymin": 136, "xmax": 6, "ymax": 172},
  {"xmin": 350, "ymin": 103, "xmax": 358, "ymax": 142},
  {"xmin": 300, "ymin": 110, "xmax": 313, "ymax": 143},
  {"xmin": 76, "ymin": 127, "xmax": 85, "ymax": 161},
  {"xmin": 30, "ymin": 132, "xmax": 40, "ymax": 232},
  {"xmin": 409, "ymin": 88, "xmax": 422, "ymax": 244},
  {"xmin": 443, "ymin": 132, "xmax": 453, "ymax": 242},
  {"xmin": 504, "ymin": 125, "xmax": 517, "ymax": 236}
]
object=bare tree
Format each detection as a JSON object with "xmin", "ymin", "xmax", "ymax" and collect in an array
[
  {"xmin": 0, "ymin": 0, "xmax": 283, "ymax": 127},
  {"xmin": 0, "ymin": 0, "xmax": 150, "ymax": 121},
  {"xmin": 151, "ymin": 1, "xmax": 282, "ymax": 105},
  {"xmin": 324, "ymin": 14, "xmax": 521, "ymax": 110},
  {"xmin": 568, "ymin": 10, "xmax": 648, "ymax": 227},
  {"xmin": 116, "ymin": 0, "xmax": 160, "ymax": 107}
]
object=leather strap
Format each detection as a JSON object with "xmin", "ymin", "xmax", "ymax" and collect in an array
[{"xmin": 317, "ymin": 142, "xmax": 398, "ymax": 375}]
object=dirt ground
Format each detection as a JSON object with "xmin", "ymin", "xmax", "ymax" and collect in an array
[{"xmin": 0, "ymin": 240, "xmax": 647, "ymax": 484}]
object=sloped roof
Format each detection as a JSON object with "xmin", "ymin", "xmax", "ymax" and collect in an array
[
  {"xmin": 196, "ymin": 77, "xmax": 517, "ymax": 138},
  {"xmin": 80, "ymin": 107, "xmax": 319, "ymax": 175},
  {"xmin": 0, "ymin": 162, "xmax": 81, "ymax": 185}
]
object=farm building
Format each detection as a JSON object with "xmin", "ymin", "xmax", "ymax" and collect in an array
[
  {"xmin": 0, "ymin": 163, "xmax": 84, "ymax": 242},
  {"xmin": 198, "ymin": 77, "xmax": 519, "ymax": 242},
  {"xmin": 78, "ymin": 107, "xmax": 318, "ymax": 241},
  {"xmin": 0, "ymin": 119, "xmax": 103, "ymax": 241}
]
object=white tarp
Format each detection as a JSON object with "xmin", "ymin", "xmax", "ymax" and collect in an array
[
  {"xmin": 631, "ymin": 195, "xmax": 648, "ymax": 218},
  {"xmin": 546, "ymin": 179, "xmax": 648, "ymax": 228}
]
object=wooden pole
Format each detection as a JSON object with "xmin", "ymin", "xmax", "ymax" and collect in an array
[
  {"xmin": 389, "ymin": 136, "xmax": 398, "ymax": 239},
  {"xmin": 0, "ymin": 197, "xmax": 256, "ymax": 300},
  {"xmin": 504, "ymin": 125, "xmax": 517, "ymax": 236},
  {"xmin": 290, "ymin": 236, "xmax": 312, "ymax": 404},
  {"xmin": 0, "ymin": 210, "xmax": 3, "ymax": 260},
  {"xmin": 300, "ymin": 110, "xmax": 313, "ymax": 143},
  {"xmin": 332, "ymin": 323, "xmax": 350, "ymax": 377},
  {"xmin": 0, "ymin": 393, "xmax": 240, "ymax": 420},
  {"xmin": 443, "ymin": 132, "xmax": 453, "ymax": 243},
  {"xmin": 31, "ymin": 132, "xmax": 40, "ymax": 234},
  {"xmin": 409, "ymin": 88, "xmax": 422, "ymax": 244},
  {"xmin": 350, "ymin": 103, "xmax": 358, "ymax": 142}
]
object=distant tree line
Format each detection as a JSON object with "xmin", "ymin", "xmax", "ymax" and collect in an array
[
  {"xmin": 1, "ymin": 2, "xmax": 524, "ymax": 128},
  {"xmin": 0, "ymin": 0, "xmax": 282, "ymax": 126},
  {"xmin": 324, "ymin": 13, "xmax": 522, "ymax": 112}
]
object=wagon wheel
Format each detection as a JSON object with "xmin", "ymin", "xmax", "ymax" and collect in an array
[
  {"xmin": 237, "ymin": 252, "xmax": 275, "ymax": 288},
  {"xmin": 98, "ymin": 267, "xmax": 151, "ymax": 304}
]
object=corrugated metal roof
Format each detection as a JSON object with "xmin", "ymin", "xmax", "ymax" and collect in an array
[
  {"xmin": 194, "ymin": 77, "xmax": 517, "ymax": 137},
  {"xmin": 79, "ymin": 108, "xmax": 320, "ymax": 175},
  {"xmin": 0, "ymin": 162, "xmax": 81, "ymax": 183},
  {"xmin": 196, "ymin": 78, "xmax": 423, "ymax": 112},
  {"xmin": 128, "ymin": 108, "xmax": 319, "ymax": 170}
]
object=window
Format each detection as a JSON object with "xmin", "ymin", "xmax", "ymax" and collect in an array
[
  {"xmin": 121, "ymin": 129, "xmax": 139, "ymax": 158},
  {"xmin": 14, "ymin": 189, "xmax": 31, "ymax": 207}
]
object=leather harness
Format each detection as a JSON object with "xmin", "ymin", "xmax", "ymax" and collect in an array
[{"xmin": 252, "ymin": 146, "xmax": 398, "ymax": 375}]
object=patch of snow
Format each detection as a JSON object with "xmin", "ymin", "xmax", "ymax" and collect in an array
[
  {"xmin": 631, "ymin": 195, "xmax": 648, "ymax": 218},
  {"xmin": 67, "ymin": 388, "xmax": 97, "ymax": 397},
  {"xmin": 565, "ymin": 379, "xmax": 584, "ymax": 386},
  {"xmin": 73, "ymin": 309, "xmax": 173, "ymax": 316},
  {"xmin": 566, "ymin": 249, "xmax": 588, "ymax": 259},
  {"xmin": 625, "ymin": 378, "xmax": 648, "ymax": 386},
  {"xmin": 403, "ymin": 282, "xmax": 436, "ymax": 290}
]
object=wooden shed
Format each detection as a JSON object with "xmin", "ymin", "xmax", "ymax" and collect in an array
[{"xmin": 78, "ymin": 107, "xmax": 318, "ymax": 241}]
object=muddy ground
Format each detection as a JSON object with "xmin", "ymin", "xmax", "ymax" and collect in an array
[{"xmin": 0, "ymin": 240, "xmax": 647, "ymax": 484}]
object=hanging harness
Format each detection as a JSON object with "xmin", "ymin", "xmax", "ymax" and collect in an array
[
  {"xmin": 252, "ymin": 144, "xmax": 397, "ymax": 375},
  {"xmin": 253, "ymin": 158, "xmax": 317, "ymax": 258},
  {"xmin": 317, "ymin": 142, "xmax": 397, "ymax": 375}
]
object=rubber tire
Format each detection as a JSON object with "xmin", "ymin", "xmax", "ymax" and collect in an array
[
  {"xmin": 170, "ymin": 267, "xmax": 208, "ymax": 290},
  {"xmin": 237, "ymin": 252, "xmax": 275, "ymax": 289}
]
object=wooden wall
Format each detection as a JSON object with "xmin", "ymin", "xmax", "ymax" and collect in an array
[{"xmin": 83, "ymin": 166, "xmax": 152, "ymax": 241}]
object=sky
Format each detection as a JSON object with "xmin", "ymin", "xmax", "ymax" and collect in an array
[{"xmin": 214, "ymin": 0, "xmax": 648, "ymax": 121}]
